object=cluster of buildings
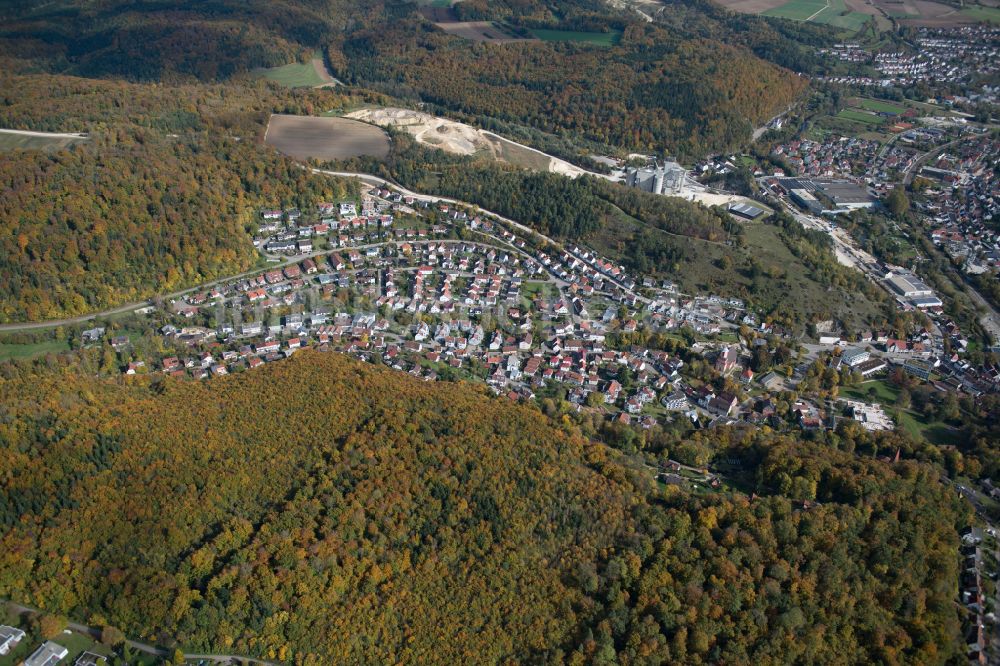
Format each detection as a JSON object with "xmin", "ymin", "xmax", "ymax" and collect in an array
[
  {"xmin": 766, "ymin": 176, "xmax": 874, "ymax": 214},
  {"xmin": 0, "ymin": 628, "xmax": 103, "ymax": 666},
  {"xmin": 960, "ymin": 526, "xmax": 995, "ymax": 664},
  {"xmin": 772, "ymin": 135, "xmax": 918, "ymax": 183},
  {"xmin": 817, "ymin": 26, "xmax": 1000, "ymax": 92},
  {"xmin": 917, "ymin": 137, "xmax": 1000, "ymax": 273},
  {"xmin": 74, "ymin": 173, "xmax": 999, "ymax": 438}
]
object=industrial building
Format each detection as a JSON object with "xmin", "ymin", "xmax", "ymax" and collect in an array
[
  {"xmin": 815, "ymin": 180, "xmax": 874, "ymax": 210},
  {"xmin": 728, "ymin": 202, "xmax": 767, "ymax": 220},
  {"xmin": 910, "ymin": 294, "xmax": 944, "ymax": 309},
  {"xmin": 625, "ymin": 161, "xmax": 687, "ymax": 196},
  {"xmin": 885, "ymin": 268, "xmax": 934, "ymax": 299},
  {"xmin": 779, "ymin": 177, "xmax": 874, "ymax": 213}
]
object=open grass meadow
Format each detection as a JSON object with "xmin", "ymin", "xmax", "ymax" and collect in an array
[
  {"xmin": 762, "ymin": 0, "xmax": 870, "ymax": 29},
  {"xmin": 0, "ymin": 338, "xmax": 71, "ymax": 361},
  {"xmin": 960, "ymin": 5, "xmax": 1000, "ymax": 23},
  {"xmin": 529, "ymin": 29, "xmax": 623, "ymax": 45},
  {"xmin": 256, "ymin": 53, "xmax": 327, "ymax": 88},
  {"xmin": 839, "ymin": 380, "xmax": 965, "ymax": 446},
  {"xmin": 587, "ymin": 207, "xmax": 884, "ymax": 331}
]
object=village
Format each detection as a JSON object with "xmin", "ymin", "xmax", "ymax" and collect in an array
[
  {"xmin": 67, "ymin": 183, "xmax": 997, "ymax": 453},
  {"xmin": 818, "ymin": 25, "xmax": 1000, "ymax": 100}
]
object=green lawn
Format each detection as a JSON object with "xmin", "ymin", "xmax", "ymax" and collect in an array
[
  {"xmin": 529, "ymin": 29, "xmax": 622, "ymax": 45},
  {"xmin": 960, "ymin": 5, "xmax": 1000, "ymax": 23},
  {"xmin": 856, "ymin": 98, "xmax": 907, "ymax": 115},
  {"xmin": 257, "ymin": 54, "xmax": 326, "ymax": 88},
  {"xmin": 0, "ymin": 339, "xmax": 70, "ymax": 360},
  {"xmin": 836, "ymin": 108, "xmax": 884, "ymax": 125},
  {"xmin": 840, "ymin": 380, "xmax": 963, "ymax": 445}
]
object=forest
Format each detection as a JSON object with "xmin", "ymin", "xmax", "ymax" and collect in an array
[
  {"xmin": 0, "ymin": 74, "xmax": 368, "ymax": 322},
  {"xmin": 0, "ymin": 130, "xmax": 354, "ymax": 323},
  {"xmin": 0, "ymin": 351, "xmax": 970, "ymax": 663},
  {"xmin": 333, "ymin": 19, "xmax": 806, "ymax": 157},
  {"xmin": 1, "ymin": 0, "xmax": 812, "ymax": 157}
]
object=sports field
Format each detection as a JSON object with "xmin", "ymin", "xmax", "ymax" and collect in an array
[
  {"xmin": 529, "ymin": 29, "xmax": 622, "ymax": 45},
  {"xmin": 856, "ymin": 98, "xmax": 907, "ymax": 114},
  {"xmin": 836, "ymin": 108, "xmax": 884, "ymax": 125}
]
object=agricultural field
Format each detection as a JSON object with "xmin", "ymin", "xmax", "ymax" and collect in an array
[
  {"xmin": 434, "ymin": 21, "xmax": 531, "ymax": 42},
  {"xmin": 959, "ymin": 4, "xmax": 1000, "ymax": 22},
  {"xmin": 763, "ymin": 0, "xmax": 829, "ymax": 20},
  {"xmin": 0, "ymin": 131, "xmax": 86, "ymax": 152},
  {"xmin": 874, "ymin": 0, "xmax": 987, "ymax": 25},
  {"xmin": 529, "ymin": 29, "xmax": 623, "ymax": 45},
  {"xmin": 264, "ymin": 114, "xmax": 391, "ymax": 161},
  {"xmin": 758, "ymin": 0, "xmax": 873, "ymax": 27}
]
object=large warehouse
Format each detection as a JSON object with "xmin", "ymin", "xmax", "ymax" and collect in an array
[{"xmin": 886, "ymin": 269, "xmax": 934, "ymax": 298}]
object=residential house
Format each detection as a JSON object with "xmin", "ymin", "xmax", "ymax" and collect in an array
[
  {"xmin": 23, "ymin": 641, "xmax": 69, "ymax": 666},
  {"xmin": 0, "ymin": 626, "xmax": 25, "ymax": 656}
]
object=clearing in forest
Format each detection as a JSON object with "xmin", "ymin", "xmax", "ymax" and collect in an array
[{"xmin": 264, "ymin": 115, "xmax": 390, "ymax": 161}]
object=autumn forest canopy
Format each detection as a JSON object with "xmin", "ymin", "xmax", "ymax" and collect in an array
[
  {"xmin": 0, "ymin": 0, "xmax": 815, "ymax": 156},
  {"xmin": 0, "ymin": 352, "xmax": 972, "ymax": 663},
  {"xmin": 0, "ymin": 0, "xmax": 984, "ymax": 662}
]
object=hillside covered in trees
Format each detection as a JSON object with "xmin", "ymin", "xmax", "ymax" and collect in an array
[
  {"xmin": 334, "ymin": 20, "xmax": 806, "ymax": 157},
  {"xmin": 1, "ymin": 0, "xmax": 812, "ymax": 156},
  {"xmin": 0, "ymin": 352, "xmax": 969, "ymax": 663},
  {"xmin": 0, "ymin": 74, "xmax": 363, "ymax": 322}
]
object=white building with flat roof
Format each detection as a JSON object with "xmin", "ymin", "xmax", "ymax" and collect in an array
[
  {"xmin": 841, "ymin": 348, "xmax": 871, "ymax": 367},
  {"xmin": 886, "ymin": 269, "xmax": 933, "ymax": 298},
  {"xmin": 0, "ymin": 626, "xmax": 25, "ymax": 655},
  {"xmin": 23, "ymin": 641, "xmax": 68, "ymax": 666}
]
